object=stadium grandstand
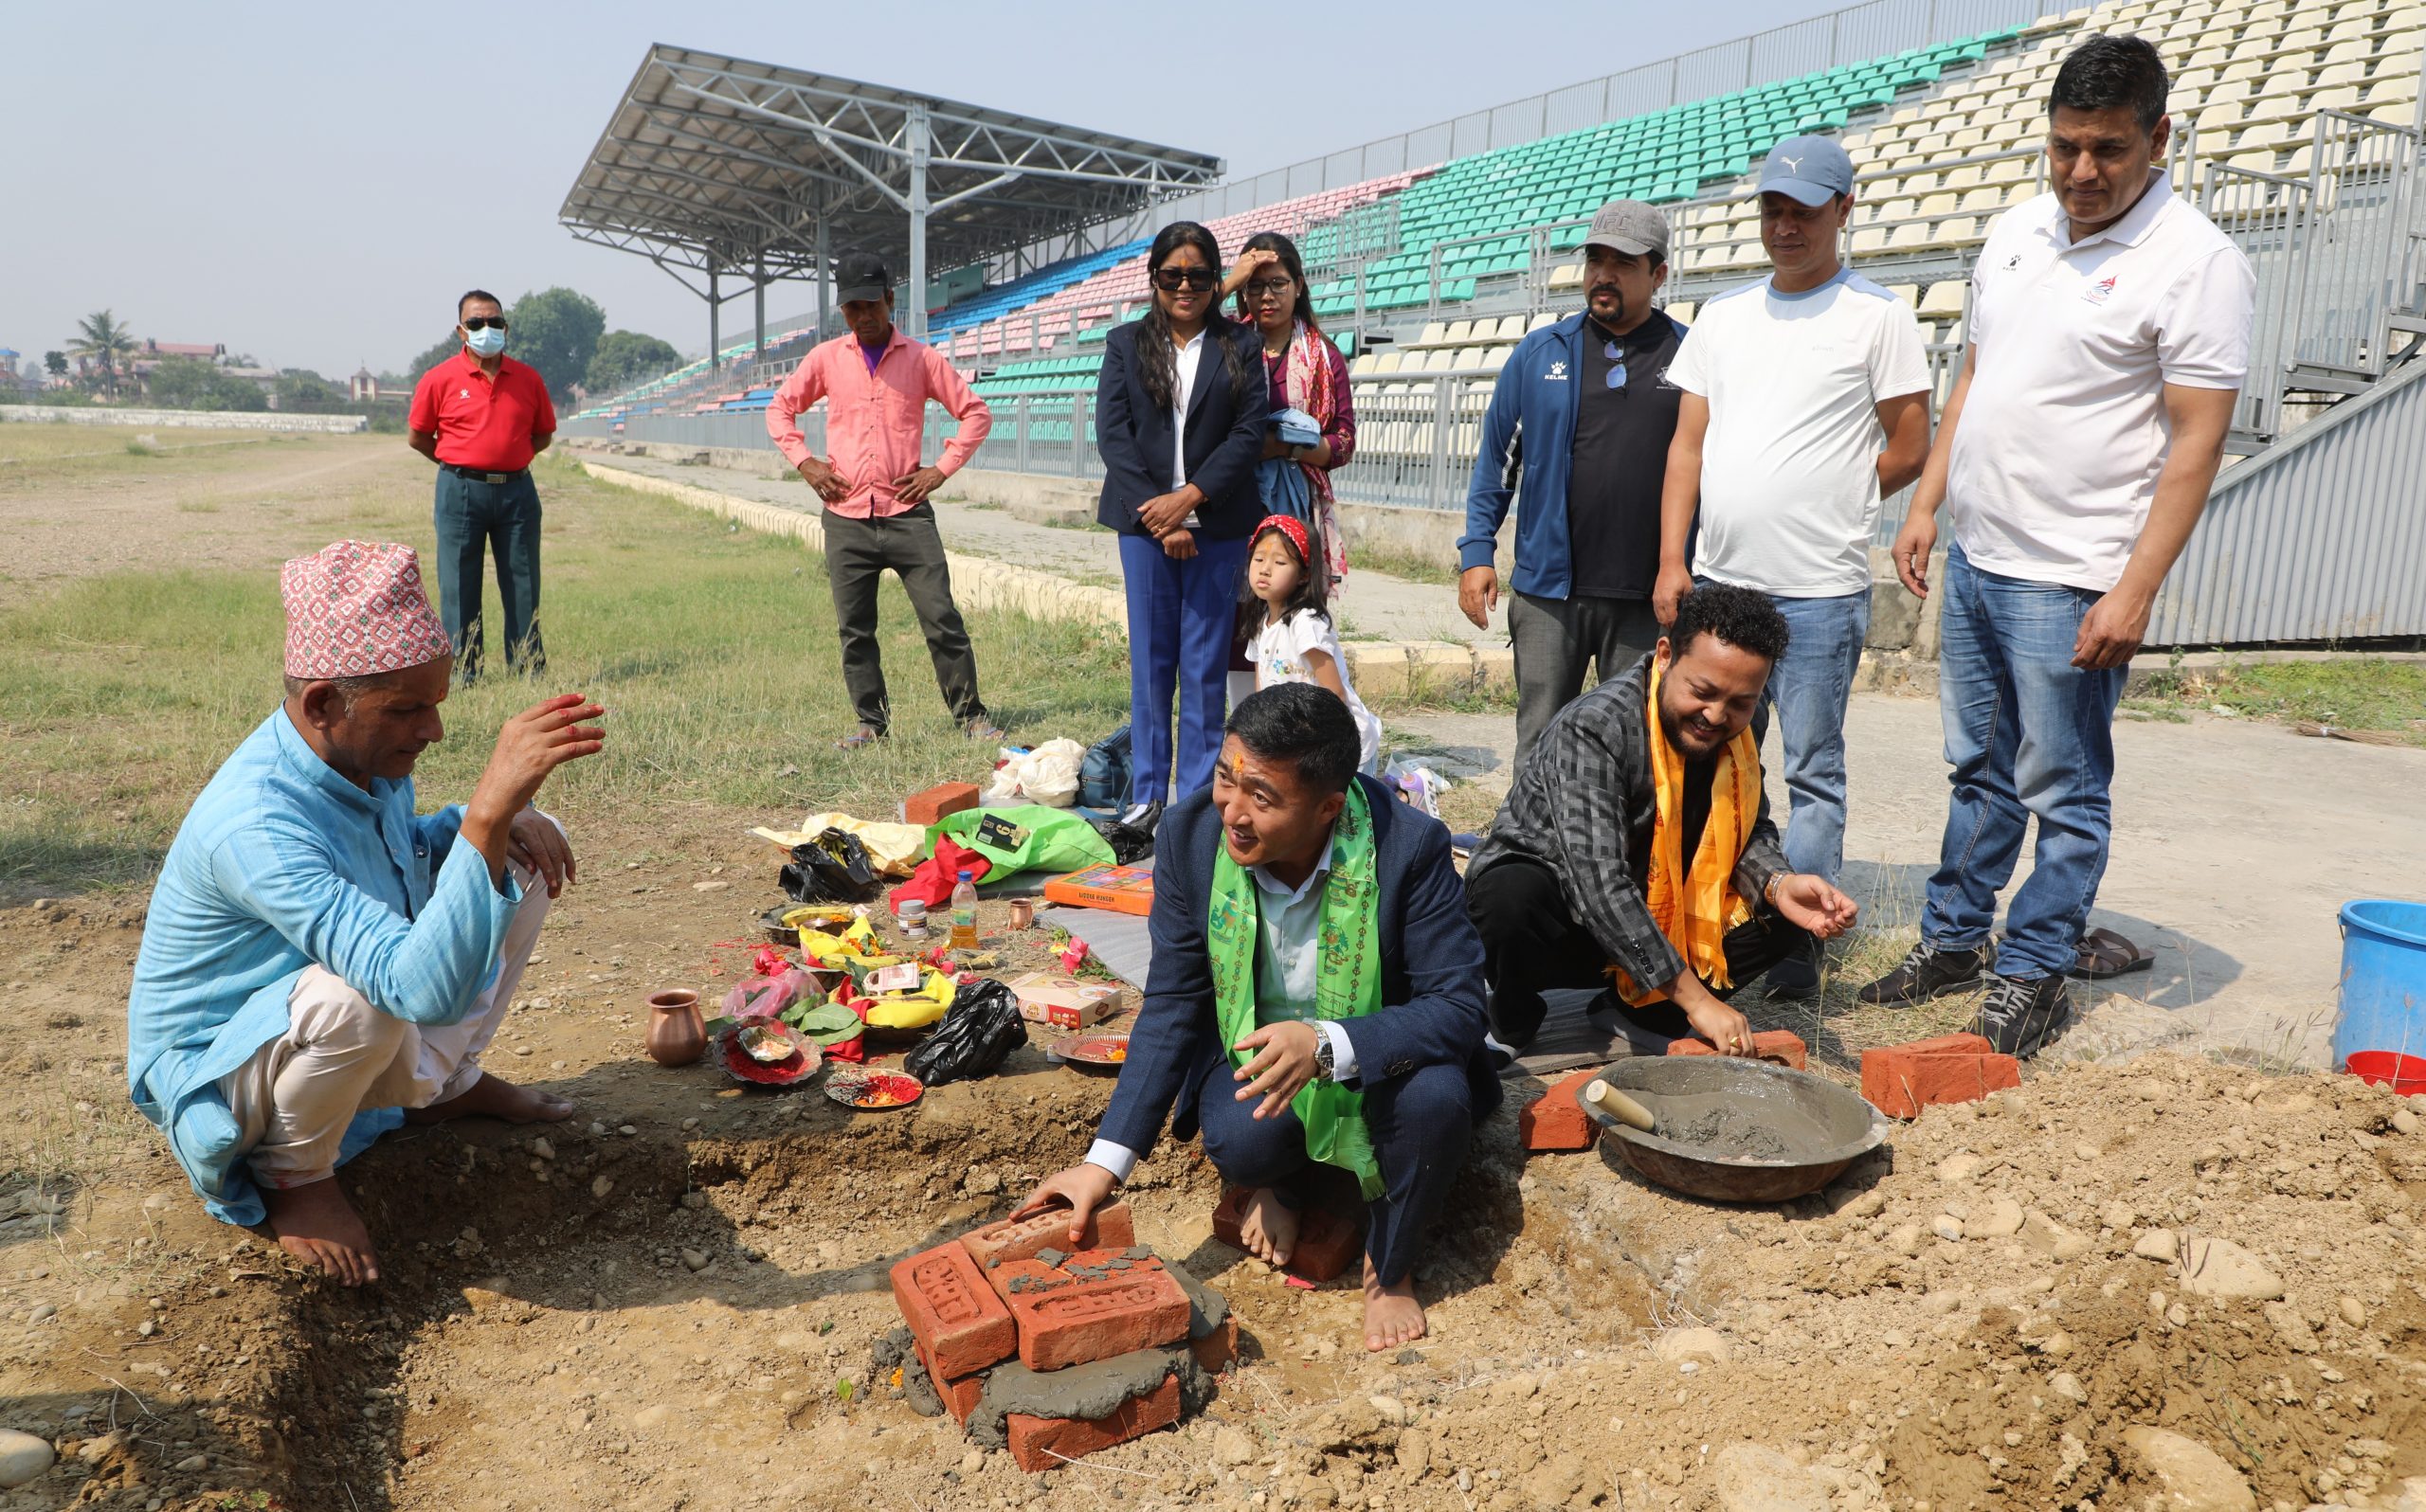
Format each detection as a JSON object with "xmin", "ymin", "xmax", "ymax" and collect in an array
[{"xmin": 566, "ymin": 0, "xmax": 2426, "ymax": 646}]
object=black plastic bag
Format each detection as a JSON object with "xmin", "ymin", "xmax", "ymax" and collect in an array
[
  {"xmin": 779, "ymin": 827, "xmax": 880, "ymax": 903},
  {"xmin": 1088, "ymin": 812, "xmax": 1154, "ymax": 864},
  {"xmin": 903, "ymin": 978, "xmax": 1028, "ymax": 1086}
]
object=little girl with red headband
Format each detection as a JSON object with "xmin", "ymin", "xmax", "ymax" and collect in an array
[{"xmin": 1239, "ymin": 513, "xmax": 1382, "ymax": 773}]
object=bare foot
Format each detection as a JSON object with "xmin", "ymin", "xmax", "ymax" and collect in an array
[
  {"xmin": 1236, "ymin": 1187, "xmax": 1300, "ymax": 1268},
  {"xmin": 262, "ymin": 1179, "xmax": 380, "ymax": 1287},
  {"xmin": 1363, "ymin": 1258, "xmax": 1427, "ymax": 1352},
  {"xmin": 405, "ymin": 1071, "xmax": 574, "ymax": 1125}
]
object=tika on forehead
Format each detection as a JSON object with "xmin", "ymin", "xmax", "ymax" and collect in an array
[{"xmin": 280, "ymin": 540, "xmax": 452, "ymax": 680}]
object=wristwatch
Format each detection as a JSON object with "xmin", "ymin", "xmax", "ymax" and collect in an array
[{"xmin": 1313, "ymin": 1027, "xmax": 1337, "ymax": 1083}]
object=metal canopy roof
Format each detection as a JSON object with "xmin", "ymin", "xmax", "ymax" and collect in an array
[{"xmin": 561, "ymin": 45, "xmax": 1224, "ymax": 291}]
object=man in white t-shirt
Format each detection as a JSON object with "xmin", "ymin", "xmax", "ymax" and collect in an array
[
  {"xmin": 1655, "ymin": 133, "xmax": 1932, "ymax": 995},
  {"xmin": 1858, "ymin": 34, "xmax": 2254, "ymax": 1059}
]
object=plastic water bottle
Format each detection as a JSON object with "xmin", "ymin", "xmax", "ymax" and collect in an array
[{"xmin": 950, "ymin": 870, "xmax": 979, "ymax": 950}]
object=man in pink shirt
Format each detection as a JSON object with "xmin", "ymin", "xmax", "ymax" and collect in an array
[{"xmin": 768, "ymin": 252, "xmax": 1000, "ymax": 747}]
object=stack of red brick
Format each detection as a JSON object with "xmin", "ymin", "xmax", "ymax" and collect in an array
[{"xmin": 890, "ymin": 1201, "xmax": 1237, "ymax": 1470}]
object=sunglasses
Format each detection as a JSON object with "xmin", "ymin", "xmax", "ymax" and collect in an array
[
  {"xmin": 1603, "ymin": 339, "xmax": 1628, "ymax": 393},
  {"xmin": 1244, "ymin": 278, "xmax": 1294, "ymax": 297},
  {"xmin": 1151, "ymin": 266, "xmax": 1218, "ymax": 292},
  {"xmin": 462, "ymin": 315, "xmax": 509, "ymax": 333}
]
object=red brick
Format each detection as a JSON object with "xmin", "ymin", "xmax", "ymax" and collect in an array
[
  {"xmin": 902, "ymin": 782, "xmax": 980, "ymax": 827},
  {"xmin": 1667, "ymin": 1029, "xmax": 1808, "ymax": 1070},
  {"xmin": 1000, "ymin": 1249, "xmax": 1190, "ymax": 1372},
  {"xmin": 890, "ymin": 1242, "xmax": 1016, "ymax": 1380},
  {"xmin": 1518, "ymin": 1068, "xmax": 1604, "ymax": 1153},
  {"xmin": 1859, "ymin": 1047, "xmax": 2020, "ymax": 1120},
  {"xmin": 1211, "ymin": 1186, "xmax": 1362, "ymax": 1283},
  {"xmin": 1887, "ymin": 1032, "xmax": 1995, "ymax": 1057},
  {"xmin": 914, "ymin": 1339, "xmax": 985, "ymax": 1425},
  {"xmin": 1004, "ymin": 1372, "xmax": 1182, "ymax": 1471},
  {"xmin": 961, "ymin": 1201, "xmax": 1135, "ymax": 1270},
  {"xmin": 1189, "ymin": 1315, "xmax": 1240, "ymax": 1375}
]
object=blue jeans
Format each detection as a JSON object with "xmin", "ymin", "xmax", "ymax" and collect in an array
[
  {"xmin": 1747, "ymin": 588, "xmax": 1871, "ymax": 885},
  {"xmin": 1920, "ymin": 543, "xmax": 2127, "ymax": 980},
  {"xmin": 1117, "ymin": 531, "xmax": 1252, "ymax": 806}
]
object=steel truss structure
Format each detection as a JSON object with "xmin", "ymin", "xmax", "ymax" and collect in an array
[{"xmin": 561, "ymin": 45, "xmax": 1222, "ymax": 360}]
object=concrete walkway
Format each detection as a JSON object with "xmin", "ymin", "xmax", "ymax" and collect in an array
[
  {"xmin": 1394, "ymin": 698, "xmax": 2426, "ymax": 1072},
  {"xmin": 582, "ymin": 448, "xmax": 1505, "ymax": 649}
]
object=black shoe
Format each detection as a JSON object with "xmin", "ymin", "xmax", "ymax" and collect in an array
[
  {"xmin": 1116, "ymin": 801, "xmax": 1164, "ymax": 834},
  {"xmin": 1971, "ymin": 973, "xmax": 2074, "ymax": 1059},
  {"xmin": 1856, "ymin": 940, "xmax": 1991, "ymax": 1006},
  {"xmin": 1764, "ymin": 937, "xmax": 1821, "ymax": 1000}
]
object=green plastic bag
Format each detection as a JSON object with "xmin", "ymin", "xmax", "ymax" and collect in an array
[{"xmin": 931, "ymin": 805, "xmax": 1113, "ymax": 877}]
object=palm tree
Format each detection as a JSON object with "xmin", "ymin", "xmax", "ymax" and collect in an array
[{"xmin": 69, "ymin": 311, "xmax": 138, "ymax": 401}]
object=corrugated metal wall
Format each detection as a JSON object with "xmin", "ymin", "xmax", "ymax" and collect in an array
[{"xmin": 2150, "ymin": 357, "xmax": 2426, "ymax": 646}]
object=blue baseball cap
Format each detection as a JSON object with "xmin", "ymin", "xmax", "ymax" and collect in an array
[{"xmin": 1756, "ymin": 135, "xmax": 1856, "ymax": 206}]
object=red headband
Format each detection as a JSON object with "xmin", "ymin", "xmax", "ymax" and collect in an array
[{"xmin": 1254, "ymin": 514, "xmax": 1310, "ymax": 563}]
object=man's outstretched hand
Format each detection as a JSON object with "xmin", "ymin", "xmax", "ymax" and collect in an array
[
  {"xmin": 462, "ymin": 694, "xmax": 605, "ymax": 886},
  {"xmin": 1770, "ymin": 873, "xmax": 1858, "ymax": 940},
  {"xmin": 1012, "ymin": 1164, "xmax": 1120, "ymax": 1247}
]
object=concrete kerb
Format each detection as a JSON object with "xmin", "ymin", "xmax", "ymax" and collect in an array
[{"xmin": 575, "ymin": 457, "xmax": 1504, "ymax": 688}]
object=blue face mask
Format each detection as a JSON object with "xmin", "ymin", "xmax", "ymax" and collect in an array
[{"xmin": 463, "ymin": 325, "xmax": 506, "ymax": 358}]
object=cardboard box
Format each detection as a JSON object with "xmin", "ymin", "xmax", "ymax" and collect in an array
[
  {"xmin": 1043, "ymin": 863, "xmax": 1155, "ymax": 917},
  {"xmin": 1007, "ymin": 971, "xmax": 1126, "ymax": 1029}
]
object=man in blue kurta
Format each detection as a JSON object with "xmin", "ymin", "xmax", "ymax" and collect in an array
[{"xmin": 127, "ymin": 540, "xmax": 603, "ymax": 1286}]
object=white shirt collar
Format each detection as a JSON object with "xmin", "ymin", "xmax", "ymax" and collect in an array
[
  {"xmin": 1248, "ymin": 830, "xmax": 1335, "ymax": 908},
  {"xmin": 2043, "ymin": 169, "xmax": 2173, "ymax": 252}
]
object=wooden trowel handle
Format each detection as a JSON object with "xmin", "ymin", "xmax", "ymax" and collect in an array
[{"xmin": 1583, "ymin": 1079, "xmax": 1656, "ymax": 1132}]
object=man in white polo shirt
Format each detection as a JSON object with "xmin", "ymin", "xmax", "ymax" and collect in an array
[
  {"xmin": 1654, "ymin": 133, "xmax": 1932, "ymax": 996},
  {"xmin": 1858, "ymin": 34, "xmax": 2254, "ymax": 1058}
]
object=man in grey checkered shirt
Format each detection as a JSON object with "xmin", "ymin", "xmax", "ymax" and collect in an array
[{"xmin": 1466, "ymin": 585, "xmax": 1859, "ymax": 1055}]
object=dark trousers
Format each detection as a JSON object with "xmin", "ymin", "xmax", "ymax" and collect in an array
[
  {"xmin": 1509, "ymin": 591, "xmax": 1663, "ymax": 761},
  {"xmin": 1193, "ymin": 1052, "xmax": 1472, "ymax": 1287},
  {"xmin": 1466, "ymin": 855, "xmax": 1811, "ymax": 1047},
  {"xmin": 432, "ymin": 467, "xmax": 544, "ymax": 680},
  {"xmin": 822, "ymin": 504, "xmax": 985, "ymax": 733}
]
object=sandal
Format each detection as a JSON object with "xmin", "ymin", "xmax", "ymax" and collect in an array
[
  {"xmin": 834, "ymin": 727, "xmax": 884, "ymax": 751},
  {"xmin": 2073, "ymin": 927, "xmax": 2155, "ymax": 980},
  {"xmin": 964, "ymin": 717, "xmax": 1005, "ymax": 743}
]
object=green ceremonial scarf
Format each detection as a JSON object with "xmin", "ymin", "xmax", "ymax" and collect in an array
[{"xmin": 1207, "ymin": 781, "xmax": 1384, "ymax": 1198}]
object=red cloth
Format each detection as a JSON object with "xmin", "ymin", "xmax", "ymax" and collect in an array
[
  {"xmin": 888, "ymin": 836, "xmax": 992, "ymax": 912},
  {"xmin": 407, "ymin": 351, "xmax": 556, "ymax": 471}
]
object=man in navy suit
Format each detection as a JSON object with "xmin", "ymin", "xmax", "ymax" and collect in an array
[{"xmin": 1017, "ymin": 685, "xmax": 1495, "ymax": 1353}]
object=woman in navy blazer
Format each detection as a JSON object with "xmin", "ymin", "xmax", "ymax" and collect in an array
[{"xmin": 1095, "ymin": 221, "xmax": 1270, "ymax": 817}]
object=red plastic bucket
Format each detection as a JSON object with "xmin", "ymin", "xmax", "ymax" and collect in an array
[{"xmin": 2344, "ymin": 1050, "xmax": 2426, "ymax": 1096}]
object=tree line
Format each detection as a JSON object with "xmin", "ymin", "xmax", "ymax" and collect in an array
[{"xmin": 21, "ymin": 293, "xmax": 682, "ymax": 413}]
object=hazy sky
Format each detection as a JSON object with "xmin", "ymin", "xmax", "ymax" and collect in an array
[{"xmin": 8, "ymin": 0, "xmax": 1837, "ymax": 378}]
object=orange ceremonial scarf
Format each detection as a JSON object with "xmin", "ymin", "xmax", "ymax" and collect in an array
[{"xmin": 1608, "ymin": 654, "xmax": 1762, "ymax": 1007}]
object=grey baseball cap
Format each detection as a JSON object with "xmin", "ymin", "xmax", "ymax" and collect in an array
[
  {"xmin": 1757, "ymin": 135, "xmax": 1856, "ymax": 206},
  {"xmin": 1581, "ymin": 199, "xmax": 1670, "ymax": 259},
  {"xmin": 836, "ymin": 251, "xmax": 892, "ymax": 304}
]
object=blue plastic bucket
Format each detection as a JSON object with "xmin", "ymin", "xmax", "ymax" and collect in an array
[{"xmin": 2335, "ymin": 899, "xmax": 2426, "ymax": 1071}]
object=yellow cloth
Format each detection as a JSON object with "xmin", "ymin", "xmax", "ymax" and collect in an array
[
  {"xmin": 751, "ymin": 812, "xmax": 926, "ymax": 877},
  {"xmin": 1609, "ymin": 654, "xmax": 1761, "ymax": 1007}
]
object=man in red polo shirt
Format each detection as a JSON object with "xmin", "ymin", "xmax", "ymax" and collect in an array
[{"xmin": 407, "ymin": 290, "xmax": 557, "ymax": 683}]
